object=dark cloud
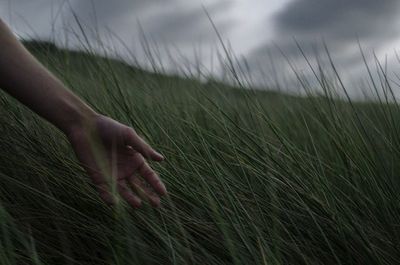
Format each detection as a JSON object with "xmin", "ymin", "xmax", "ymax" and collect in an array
[
  {"xmin": 244, "ymin": 0, "xmax": 400, "ymax": 93},
  {"xmin": 66, "ymin": 0, "xmax": 166, "ymax": 27},
  {"xmin": 275, "ymin": 0, "xmax": 400, "ymax": 44},
  {"xmin": 0, "ymin": 0, "xmax": 234, "ymax": 46},
  {"xmin": 143, "ymin": 2, "xmax": 234, "ymax": 43},
  {"xmin": 0, "ymin": 0, "xmax": 236, "ymax": 72},
  {"xmin": 62, "ymin": 0, "xmax": 233, "ymax": 43}
]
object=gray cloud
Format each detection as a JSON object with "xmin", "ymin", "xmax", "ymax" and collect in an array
[
  {"xmin": 57, "ymin": 0, "xmax": 235, "ymax": 72},
  {"xmin": 65, "ymin": 0, "xmax": 167, "ymax": 27},
  {"xmin": 143, "ymin": 2, "xmax": 234, "ymax": 43},
  {"xmin": 275, "ymin": 0, "xmax": 400, "ymax": 46},
  {"xmin": 243, "ymin": 0, "xmax": 400, "ymax": 94},
  {"xmin": 0, "ymin": 0, "xmax": 234, "ymax": 46},
  {"xmin": 61, "ymin": 0, "xmax": 234, "ymax": 44},
  {"xmin": 0, "ymin": 0, "xmax": 236, "ymax": 73}
]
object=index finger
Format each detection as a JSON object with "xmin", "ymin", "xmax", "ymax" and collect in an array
[{"xmin": 137, "ymin": 161, "xmax": 167, "ymax": 196}]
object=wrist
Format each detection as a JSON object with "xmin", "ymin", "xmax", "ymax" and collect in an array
[{"xmin": 61, "ymin": 101, "xmax": 99, "ymax": 138}]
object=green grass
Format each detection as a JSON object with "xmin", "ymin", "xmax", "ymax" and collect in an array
[{"xmin": 0, "ymin": 40, "xmax": 399, "ymax": 264}]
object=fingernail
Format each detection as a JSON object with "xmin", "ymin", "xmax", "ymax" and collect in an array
[
  {"xmin": 151, "ymin": 197, "xmax": 161, "ymax": 208},
  {"xmin": 161, "ymin": 183, "xmax": 167, "ymax": 194},
  {"xmin": 155, "ymin": 152, "xmax": 165, "ymax": 160}
]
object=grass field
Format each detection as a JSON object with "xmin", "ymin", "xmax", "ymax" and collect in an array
[{"xmin": 0, "ymin": 40, "xmax": 400, "ymax": 264}]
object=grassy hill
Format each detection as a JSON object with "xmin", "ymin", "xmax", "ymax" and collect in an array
[{"xmin": 0, "ymin": 40, "xmax": 400, "ymax": 264}]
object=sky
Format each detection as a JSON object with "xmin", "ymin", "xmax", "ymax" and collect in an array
[{"xmin": 2, "ymin": 0, "xmax": 400, "ymax": 95}]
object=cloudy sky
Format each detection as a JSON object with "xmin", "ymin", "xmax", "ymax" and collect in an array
[{"xmin": 2, "ymin": 0, "xmax": 400, "ymax": 95}]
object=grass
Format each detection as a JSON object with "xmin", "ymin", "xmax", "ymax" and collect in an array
[{"xmin": 0, "ymin": 39, "xmax": 399, "ymax": 264}]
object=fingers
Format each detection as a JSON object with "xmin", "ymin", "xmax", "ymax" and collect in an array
[
  {"xmin": 69, "ymin": 133, "xmax": 115, "ymax": 206},
  {"xmin": 94, "ymin": 183, "xmax": 116, "ymax": 206},
  {"xmin": 88, "ymin": 170, "xmax": 117, "ymax": 206},
  {"xmin": 94, "ymin": 169, "xmax": 165, "ymax": 209},
  {"xmin": 138, "ymin": 160, "xmax": 167, "ymax": 196},
  {"xmin": 77, "ymin": 153, "xmax": 117, "ymax": 206},
  {"xmin": 129, "ymin": 177, "xmax": 161, "ymax": 207},
  {"xmin": 124, "ymin": 128, "xmax": 164, "ymax": 161},
  {"xmin": 86, "ymin": 152, "xmax": 164, "ymax": 209},
  {"xmin": 95, "ymin": 178, "xmax": 146, "ymax": 209},
  {"xmin": 117, "ymin": 181, "xmax": 142, "ymax": 208}
]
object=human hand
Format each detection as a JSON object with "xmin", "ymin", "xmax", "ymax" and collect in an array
[
  {"xmin": 66, "ymin": 114, "xmax": 167, "ymax": 208},
  {"xmin": 0, "ymin": 18, "xmax": 166, "ymax": 208}
]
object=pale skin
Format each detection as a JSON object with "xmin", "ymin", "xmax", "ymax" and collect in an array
[{"xmin": 0, "ymin": 18, "xmax": 167, "ymax": 208}]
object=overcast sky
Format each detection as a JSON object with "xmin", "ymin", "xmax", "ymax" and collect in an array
[{"xmin": 2, "ymin": 0, "xmax": 400, "ymax": 95}]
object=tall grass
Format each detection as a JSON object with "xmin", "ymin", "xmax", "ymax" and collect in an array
[{"xmin": 0, "ymin": 24, "xmax": 400, "ymax": 264}]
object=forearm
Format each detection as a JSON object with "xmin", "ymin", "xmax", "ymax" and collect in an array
[{"xmin": 0, "ymin": 18, "xmax": 96, "ymax": 134}]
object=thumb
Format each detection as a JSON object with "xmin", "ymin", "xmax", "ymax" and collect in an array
[{"xmin": 124, "ymin": 128, "xmax": 164, "ymax": 161}]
